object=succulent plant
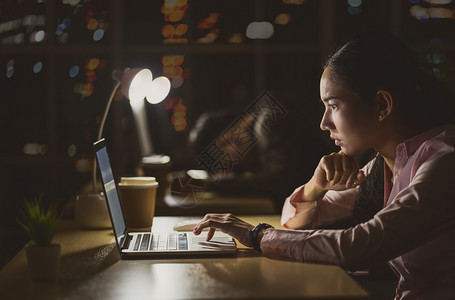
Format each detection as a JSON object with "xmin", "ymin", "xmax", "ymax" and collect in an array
[{"xmin": 17, "ymin": 196, "xmax": 62, "ymax": 246}]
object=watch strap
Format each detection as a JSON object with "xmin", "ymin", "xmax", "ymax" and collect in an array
[{"xmin": 249, "ymin": 223, "xmax": 273, "ymax": 252}]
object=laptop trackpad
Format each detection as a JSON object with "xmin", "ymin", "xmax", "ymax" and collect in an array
[{"xmin": 192, "ymin": 235, "xmax": 237, "ymax": 250}]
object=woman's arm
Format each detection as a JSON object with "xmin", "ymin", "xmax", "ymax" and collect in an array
[
  {"xmin": 264, "ymin": 152, "xmax": 455, "ymax": 270},
  {"xmin": 282, "ymin": 153, "xmax": 373, "ymax": 229},
  {"xmin": 281, "ymin": 186, "xmax": 359, "ymax": 229}
]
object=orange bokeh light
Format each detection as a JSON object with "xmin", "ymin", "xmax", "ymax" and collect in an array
[
  {"xmin": 171, "ymin": 99, "xmax": 187, "ymax": 131},
  {"xmin": 163, "ymin": 66, "xmax": 184, "ymax": 78},
  {"xmin": 162, "ymin": 24, "xmax": 176, "ymax": 38},
  {"xmin": 85, "ymin": 70, "xmax": 97, "ymax": 83},
  {"xmin": 275, "ymin": 13, "xmax": 291, "ymax": 25},
  {"xmin": 162, "ymin": 55, "xmax": 184, "ymax": 66},
  {"xmin": 175, "ymin": 23, "xmax": 188, "ymax": 36},
  {"xmin": 86, "ymin": 58, "xmax": 100, "ymax": 70},
  {"xmin": 167, "ymin": 11, "xmax": 185, "ymax": 22},
  {"xmin": 197, "ymin": 12, "xmax": 220, "ymax": 29},
  {"xmin": 227, "ymin": 33, "xmax": 244, "ymax": 43},
  {"xmin": 86, "ymin": 18, "xmax": 98, "ymax": 30}
]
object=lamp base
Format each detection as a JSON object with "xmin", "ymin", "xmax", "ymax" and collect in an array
[{"xmin": 75, "ymin": 192, "xmax": 111, "ymax": 229}]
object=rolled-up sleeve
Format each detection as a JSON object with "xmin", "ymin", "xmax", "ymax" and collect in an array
[
  {"xmin": 281, "ymin": 185, "xmax": 360, "ymax": 229},
  {"xmin": 281, "ymin": 159, "xmax": 376, "ymax": 229}
]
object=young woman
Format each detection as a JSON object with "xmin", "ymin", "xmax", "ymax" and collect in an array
[{"xmin": 193, "ymin": 33, "xmax": 455, "ymax": 299}]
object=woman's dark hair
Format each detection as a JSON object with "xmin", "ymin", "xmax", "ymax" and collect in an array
[
  {"xmin": 324, "ymin": 31, "xmax": 454, "ymax": 131},
  {"xmin": 323, "ymin": 32, "xmax": 454, "ymax": 224}
]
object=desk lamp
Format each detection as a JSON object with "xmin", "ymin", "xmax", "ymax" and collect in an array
[{"xmin": 75, "ymin": 68, "xmax": 171, "ymax": 229}]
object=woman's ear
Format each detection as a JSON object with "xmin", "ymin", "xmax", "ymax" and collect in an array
[{"xmin": 376, "ymin": 90, "xmax": 393, "ymax": 121}]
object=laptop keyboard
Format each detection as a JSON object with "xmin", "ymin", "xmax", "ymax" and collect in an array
[{"xmin": 132, "ymin": 233, "xmax": 188, "ymax": 251}]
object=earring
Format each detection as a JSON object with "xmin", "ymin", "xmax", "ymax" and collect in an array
[{"xmin": 378, "ymin": 114, "xmax": 383, "ymax": 120}]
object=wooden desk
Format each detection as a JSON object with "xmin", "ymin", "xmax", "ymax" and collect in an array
[{"xmin": 0, "ymin": 216, "xmax": 368, "ymax": 299}]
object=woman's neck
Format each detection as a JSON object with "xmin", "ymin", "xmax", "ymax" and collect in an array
[{"xmin": 381, "ymin": 150, "xmax": 396, "ymax": 177}]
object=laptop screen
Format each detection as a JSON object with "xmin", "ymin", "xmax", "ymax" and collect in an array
[{"xmin": 94, "ymin": 140, "xmax": 126, "ymax": 241}]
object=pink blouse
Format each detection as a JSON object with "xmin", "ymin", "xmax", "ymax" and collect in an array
[{"xmin": 261, "ymin": 125, "xmax": 455, "ymax": 299}]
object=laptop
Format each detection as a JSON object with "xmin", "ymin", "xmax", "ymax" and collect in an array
[{"xmin": 94, "ymin": 138, "xmax": 237, "ymax": 257}]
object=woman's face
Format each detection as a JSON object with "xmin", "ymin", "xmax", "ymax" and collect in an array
[{"xmin": 319, "ymin": 67, "xmax": 379, "ymax": 156}]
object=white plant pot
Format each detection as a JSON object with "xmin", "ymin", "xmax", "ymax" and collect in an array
[
  {"xmin": 75, "ymin": 192, "xmax": 111, "ymax": 229},
  {"xmin": 26, "ymin": 243, "xmax": 61, "ymax": 282}
]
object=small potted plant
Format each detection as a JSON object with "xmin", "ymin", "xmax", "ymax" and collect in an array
[{"xmin": 17, "ymin": 195, "xmax": 62, "ymax": 282}]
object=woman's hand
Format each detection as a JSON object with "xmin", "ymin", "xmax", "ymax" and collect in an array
[
  {"xmin": 305, "ymin": 151, "xmax": 366, "ymax": 200},
  {"xmin": 193, "ymin": 213, "xmax": 254, "ymax": 246}
]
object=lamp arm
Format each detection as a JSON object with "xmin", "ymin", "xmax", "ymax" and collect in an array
[{"xmin": 92, "ymin": 80, "xmax": 121, "ymax": 192}]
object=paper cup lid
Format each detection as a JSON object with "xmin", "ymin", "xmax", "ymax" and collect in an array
[{"xmin": 119, "ymin": 177, "xmax": 158, "ymax": 187}]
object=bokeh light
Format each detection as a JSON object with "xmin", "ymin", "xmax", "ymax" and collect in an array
[
  {"xmin": 196, "ymin": 28, "xmax": 220, "ymax": 43},
  {"xmin": 348, "ymin": 0, "xmax": 362, "ymax": 7},
  {"xmin": 33, "ymin": 61, "xmax": 43, "ymax": 73},
  {"xmin": 408, "ymin": 5, "xmax": 454, "ymax": 21},
  {"xmin": 75, "ymin": 158, "xmax": 91, "ymax": 173},
  {"xmin": 55, "ymin": 18, "xmax": 71, "ymax": 36},
  {"xmin": 170, "ymin": 98, "xmax": 187, "ymax": 131},
  {"xmin": 162, "ymin": 55, "xmax": 184, "ymax": 66},
  {"xmin": 69, "ymin": 65, "xmax": 80, "ymax": 78},
  {"xmin": 427, "ymin": 52, "xmax": 445, "ymax": 64},
  {"xmin": 175, "ymin": 24, "xmax": 188, "ymax": 35},
  {"xmin": 275, "ymin": 13, "xmax": 291, "ymax": 25},
  {"xmin": 73, "ymin": 83, "xmax": 94, "ymax": 97},
  {"xmin": 23, "ymin": 143, "xmax": 47, "ymax": 155},
  {"xmin": 246, "ymin": 22, "xmax": 274, "ymax": 39},
  {"xmin": 432, "ymin": 67, "xmax": 442, "ymax": 78},
  {"xmin": 55, "ymin": 24, "xmax": 65, "ymax": 35},
  {"xmin": 196, "ymin": 13, "xmax": 220, "ymax": 30},
  {"xmin": 171, "ymin": 76, "xmax": 184, "ymax": 88},
  {"xmin": 93, "ymin": 29, "xmax": 104, "ymax": 41},
  {"xmin": 410, "ymin": 5, "xmax": 430, "ymax": 21},
  {"xmin": 429, "ymin": 8, "xmax": 453, "ymax": 19},
  {"xmin": 86, "ymin": 58, "xmax": 100, "ymax": 70},
  {"xmin": 162, "ymin": 24, "xmax": 175, "ymax": 38},
  {"xmin": 87, "ymin": 18, "xmax": 98, "ymax": 31},
  {"xmin": 227, "ymin": 33, "xmax": 244, "ymax": 43},
  {"xmin": 85, "ymin": 70, "xmax": 97, "ymax": 83},
  {"xmin": 67, "ymin": 144, "xmax": 77, "ymax": 157},
  {"xmin": 6, "ymin": 59, "xmax": 14, "ymax": 78},
  {"xmin": 162, "ymin": 55, "xmax": 185, "ymax": 79},
  {"xmin": 62, "ymin": 0, "xmax": 81, "ymax": 6},
  {"xmin": 162, "ymin": 23, "xmax": 188, "ymax": 42},
  {"xmin": 161, "ymin": 0, "xmax": 188, "ymax": 22},
  {"xmin": 29, "ymin": 30, "xmax": 46, "ymax": 43}
]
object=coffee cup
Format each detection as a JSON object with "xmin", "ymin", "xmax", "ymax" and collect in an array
[{"xmin": 117, "ymin": 177, "xmax": 158, "ymax": 231}]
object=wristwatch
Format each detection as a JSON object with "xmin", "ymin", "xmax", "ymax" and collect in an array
[{"xmin": 249, "ymin": 223, "xmax": 273, "ymax": 252}]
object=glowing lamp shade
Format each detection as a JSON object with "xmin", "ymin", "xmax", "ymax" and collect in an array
[
  {"xmin": 121, "ymin": 68, "xmax": 171, "ymax": 105},
  {"xmin": 146, "ymin": 76, "xmax": 171, "ymax": 104}
]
